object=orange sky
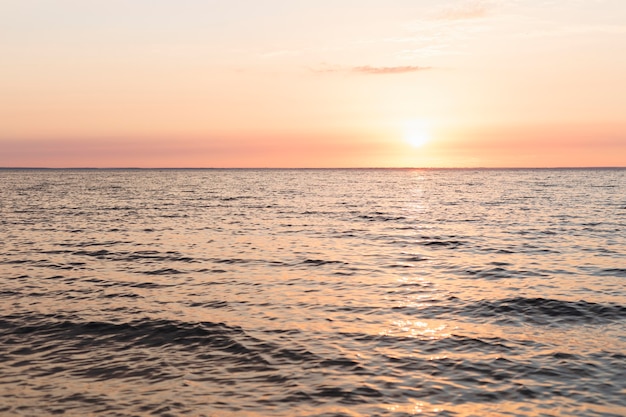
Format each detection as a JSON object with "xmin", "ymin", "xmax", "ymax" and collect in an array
[{"xmin": 1, "ymin": 1, "xmax": 625, "ymax": 167}]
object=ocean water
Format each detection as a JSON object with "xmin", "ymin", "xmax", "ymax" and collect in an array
[{"xmin": 0, "ymin": 168, "xmax": 625, "ymax": 417}]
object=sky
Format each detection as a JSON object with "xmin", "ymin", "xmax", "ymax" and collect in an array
[{"xmin": 1, "ymin": 0, "xmax": 625, "ymax": 168}]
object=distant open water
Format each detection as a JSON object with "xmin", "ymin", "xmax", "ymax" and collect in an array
[{"xmin": 1, "ymin": 168, "xmax": 625, "ymax": 417}]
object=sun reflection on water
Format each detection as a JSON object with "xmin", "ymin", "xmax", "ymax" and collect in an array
[
  {"xmin": 385, "ymin": 401, "xmax": 444, "ymax": 415},
  {"xmin": 380, "ymin": 318, "xmax": 450, "ymax": 339}
]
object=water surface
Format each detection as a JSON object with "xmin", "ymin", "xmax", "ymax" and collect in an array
[{"xmin": 1, "ymin": 168, "xmax": 625, "ymax": 416}]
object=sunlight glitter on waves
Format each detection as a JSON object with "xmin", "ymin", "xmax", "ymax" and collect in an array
[
  {"xmin": 379, "ymin": 319, "xmax": 450, "ymax": 339},
  {"xmin": 384, "ymin": 401, "xmax": 444, "ymax": 415}
]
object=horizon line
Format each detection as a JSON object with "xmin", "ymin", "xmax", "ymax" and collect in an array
[{"xmin": 1, "ymin": 166, "xmax": 625, "ymax": 170}]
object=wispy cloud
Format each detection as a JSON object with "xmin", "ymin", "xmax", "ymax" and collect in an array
[
  {"xmin": 519, "ymin": 24, "xmax": 626, "ymax": 39},
  {"xmin": 434, "ymin": 0, "xmax": 496, "ymax": 21},
  {"xmin": 351, "ymin": 65, "xmax": 431, "ymax": 75},
  {"xmin": 312, "ymin": 64, "xmax": 432, "ymax": 75},
  {"xmin": 260, "ymin": 49, "xmax": 302, "ymax": 59},
  {"xmin": 392, "ymin": 1, "xmax": 498, "ymax": 59}
]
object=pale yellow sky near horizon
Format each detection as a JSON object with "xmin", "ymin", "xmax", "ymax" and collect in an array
[{"xmin": 1, "ymin": 0, "xmax": 625, "ymax": 167}]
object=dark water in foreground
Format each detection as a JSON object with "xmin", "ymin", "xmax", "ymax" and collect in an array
[{"xmin": 1, "ymin": 168, "xmax": 625, "ymax": 417}]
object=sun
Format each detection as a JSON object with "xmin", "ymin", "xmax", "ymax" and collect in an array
[{"xmin": 404, "ymin": 120, "xmax": 431, "ymax": 148}]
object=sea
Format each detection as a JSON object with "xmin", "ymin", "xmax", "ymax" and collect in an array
[{"xmin": 0, "ymin": 168, "xmax": 625, "ymax": 417}]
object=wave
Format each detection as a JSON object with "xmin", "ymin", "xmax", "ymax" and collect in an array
[
  {"xmin": 394, "ymin": 297, "xmax": 626, "ymax": 325},
  {"xmin": 358, "ymin": 213, "xmax": 407, "ymax": 222},
  {"xmin": 0, "ymin": 313, "xmax": 321, "ymax": 368},
  {"xmin": 2, "ymin": 314, "xmax": 242, "ymax": 348},
  {"xmin": 466, "ymin": 297, "xmax": 626, "ymax": 325},
  {"xmin": 597, "ymin": 268, "xmax": 626, "ymax": 277}
]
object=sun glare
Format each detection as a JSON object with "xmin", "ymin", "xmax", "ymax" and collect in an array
[{"xmin": 404, "ymin": 120, "xmax": 431, "ymax": 148}]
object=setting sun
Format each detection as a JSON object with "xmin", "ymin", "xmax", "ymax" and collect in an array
[{"xmin": 404, "ymin": 120, "xmax": 431, "ymax": 148}]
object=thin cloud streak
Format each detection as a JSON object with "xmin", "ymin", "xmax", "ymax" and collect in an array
[
  {"xmin": 518, "ymin": 24, "xmax": 626, "ymax": 39},
  {"xmin": 312, "ymin": 65, "xmax": 432, "ymax": 75},
  {"xmin": 352, "ymin": 65, "xmax": 432, "ymax": 75},
  {"xmin": 434, "ymin": 0, "xmax": 496, "ymax": 21}
]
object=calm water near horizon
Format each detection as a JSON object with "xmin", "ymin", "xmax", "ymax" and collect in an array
[{"xmin": 1, "ymin": 168, "xmax": 625, "ymax": 416}]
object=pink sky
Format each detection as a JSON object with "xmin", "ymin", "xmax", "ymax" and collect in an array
[{"xmin": 1, "ymin": 1, "xmax": 625, "ymax": 167}]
